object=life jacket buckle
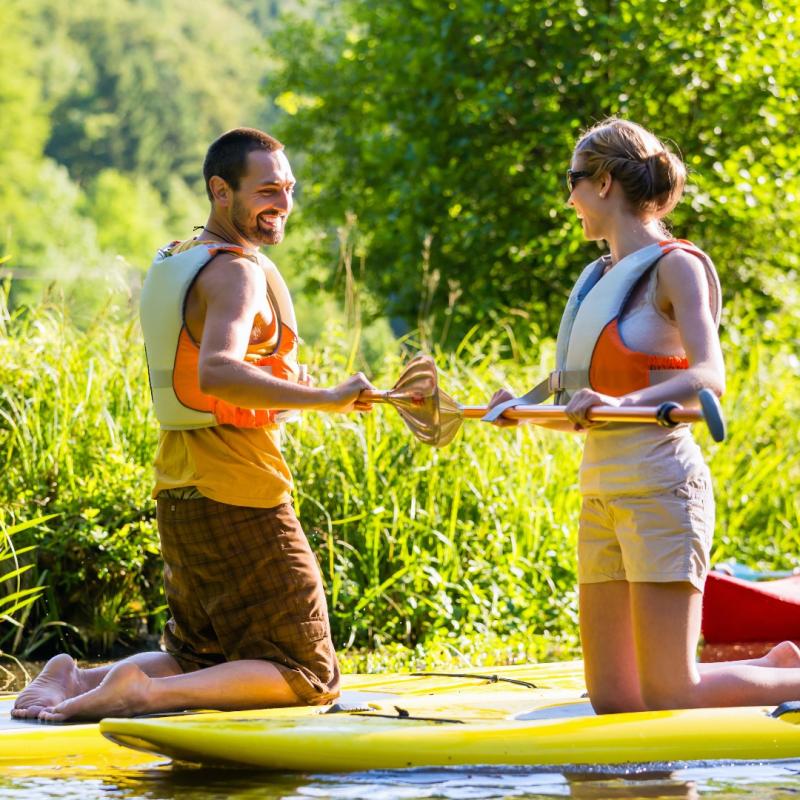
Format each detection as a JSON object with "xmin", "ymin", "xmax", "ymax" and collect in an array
[{"xmin": 548, "ymin": 371, "xmax": 565, "ymax": 392}]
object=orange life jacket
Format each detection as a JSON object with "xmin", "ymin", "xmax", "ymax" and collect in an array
[
  {"xmin": 584, "ymin": 240, "xmax": 717, "ymax": 396},
  {"xmin": 140, "ymin": 239, "xmax": 300, "ymax": 430},
  {"xmin": 484, "ymin": 240, "xmax": 721, "ymax": 420}
]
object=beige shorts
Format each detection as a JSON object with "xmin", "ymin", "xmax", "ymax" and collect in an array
[{"xmin": 577, "ymin": 474, "xmax": 714, "ymax": 592}]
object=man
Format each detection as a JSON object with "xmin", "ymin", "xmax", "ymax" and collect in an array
[{"xmin": 12, "ymin": 128, "xmax": 373, "ymax": 721}]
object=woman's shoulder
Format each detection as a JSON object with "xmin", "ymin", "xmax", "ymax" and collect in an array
[
  {"xmin": 655, "ymin": 244, "xmax": 719, "ymax": 315},
  {"xmin": 658, "ymin": 246, "xmax": 708, "ymax": 273}
]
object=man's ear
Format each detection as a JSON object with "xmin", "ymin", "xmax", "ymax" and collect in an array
[{"xmin": 209, "ymin": 176, "xmax": 232, "ymax": 207}]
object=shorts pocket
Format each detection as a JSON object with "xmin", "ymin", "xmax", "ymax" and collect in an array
[
  {"xmin": 672, "ymin": 474, "xmax": 710, "ymax": 500},
  {"xmin": 672, "ymin": 478, "xmax": 714, "ymax": 584},
  {"xmin": 295, "ymin": 618, "xmax": 328, "ymax": 643}
]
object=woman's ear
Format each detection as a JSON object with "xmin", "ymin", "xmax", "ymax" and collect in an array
[{"xmin": 598, "ymin": 172, "xmax": 612, "ymax": 199}]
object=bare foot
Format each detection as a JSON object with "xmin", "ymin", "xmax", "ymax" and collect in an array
[
  {"xmin": 38, "ymin": 662, "xmax": 152, "ymax": 722},
  {"xmin": 11, "ymin": 654, "xmax": 82, "ymax": 719},
  {"xmin": 760, "ymin": 641, "xmax": 800, "ymax": 668}
]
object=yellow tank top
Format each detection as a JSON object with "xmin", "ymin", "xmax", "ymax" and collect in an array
[{"xmin": 153, "ymin": 426, "xmax": 293, "ymax": 508}]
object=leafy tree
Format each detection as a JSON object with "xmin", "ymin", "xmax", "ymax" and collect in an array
[
  {"xmin": 0, "ymin": 0, "xmax": 103, "ymax": 310},
  {"xmin": 81, "ymin": 170, "xmax": 171, "ymax": 268},
  {"xmin": 270, "ymin": 0, "xmax": 800, "ymax": 344},
  {"xmin": 0, "ymin": 1, "xmax": 49, "ymax": 165},
  {"xmin": 2, "ymin": 0, "xmax": 292, "ymax": 310},
  {"xmin": 33, "ymin": 0, "xmax": 272, "ymax": 193}
]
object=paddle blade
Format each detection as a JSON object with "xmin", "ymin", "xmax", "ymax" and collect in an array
[
  {"xmin": 429, "ymin": 387, "xmax": 463, "ymax": 447},
  {"xmin": 698, "ymin": 388, "xmax": 726, "ymax": 443},
  {"xmin": 386, "ymin": 354, "xmax": 463, "ymax": 447}
]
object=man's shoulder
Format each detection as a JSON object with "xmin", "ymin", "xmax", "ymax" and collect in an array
[
  {"xmin": 207, "ymin": 247, "xmax": 261, "ymax": 267},
  {"xmin": 196, "ymin": 249, "xmax": 267, "ymax": 295},
  {"xmin": 253, "ymin": 250, "xmax": 279, "ymax": 271}
]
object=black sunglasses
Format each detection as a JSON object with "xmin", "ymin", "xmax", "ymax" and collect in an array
[{"xmin": 566, "ymin": 169, "xmax": 591, "ymax": 193}]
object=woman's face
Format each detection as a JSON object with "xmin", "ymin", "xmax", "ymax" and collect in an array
[{"xmin": 567, "ymin": 156, "xmax": 607, "ymax": 242}]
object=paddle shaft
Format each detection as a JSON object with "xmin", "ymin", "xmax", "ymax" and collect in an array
[
  {"xmin": 359, "ymin": 391, "xmax": 703, "ymax": 426},
  {"xmin": 459, "ymin": 404, "xmax": 703, "ymax": 425}
]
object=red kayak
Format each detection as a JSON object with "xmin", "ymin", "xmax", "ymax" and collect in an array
[{"xmin": 701, "ymin": 571, "xmax": 800, "ymax": 644}]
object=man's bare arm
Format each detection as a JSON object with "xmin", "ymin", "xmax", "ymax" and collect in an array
[{"xmin": 195, "ymin": 255, "xmax": 372, "ymax": 412}]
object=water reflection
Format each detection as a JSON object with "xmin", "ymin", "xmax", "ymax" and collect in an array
[
  {"xmin": 289, "ymin": 769, "xmax": 698, "ymax": 800},
  {"xmin": 568, "ymin": 771, "xmax": 697, "ymax": 800},
  {"xmin": 0, "ymin": 764, "xmax": 301, "ymax": 800},
  {"xmin": 292, "ymin": 763, "xmax": 800, "ymax": 800},
  {"xmin": 0, "ymin": 761, "xmax": 799, "ymax": 800}
]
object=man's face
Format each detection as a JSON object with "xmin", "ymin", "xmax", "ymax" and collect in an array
[{"xmin": 229, "ymin": 150, "xmax": 295, "ymax": 246}]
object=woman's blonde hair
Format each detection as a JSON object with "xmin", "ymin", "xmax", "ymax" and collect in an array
[{"xmin": 574, "ymin": 118, "xmax": 687, "ymax": 215}]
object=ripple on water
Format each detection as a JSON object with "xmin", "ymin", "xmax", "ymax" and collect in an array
[{"xmin": 1, "ymin": 761, "xmax": 800, "ymax": 800}]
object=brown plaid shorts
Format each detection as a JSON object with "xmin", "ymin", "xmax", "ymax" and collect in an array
[{"xmin": 156, "ymin": 496, "xmax": 340, "ymax": 705}]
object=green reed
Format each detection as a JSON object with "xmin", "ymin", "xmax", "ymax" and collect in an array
[
  {"xmin": 0, "ymin": 288, "xmax": 798, "ymax": 663},
  {"xmin": 0, "ymin": 288, "xmax": 161, "ymax": 657}
]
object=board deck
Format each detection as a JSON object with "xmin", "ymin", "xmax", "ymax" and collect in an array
[
  {"xmin": 100, "ymin": 662, "xmax": 800, "ymax": 772},
  {"xmin": 0, "ymin": 662, "xmax": 581, "ymax": 769},
  {"xmin": 0, "ymin": 695, "xmax": 161, "ymax": 769},
  {"xmin": 6, "ymin": 662, "xmax": 800, "ymax": 773}
]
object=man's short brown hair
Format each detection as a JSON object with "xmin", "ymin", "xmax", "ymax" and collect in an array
[{"xmin": 203, "ymin": 128, "xmax": 284, "ymax": 201}]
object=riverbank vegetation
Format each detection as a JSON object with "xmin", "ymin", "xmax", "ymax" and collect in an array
[
  {"xmin": 1, "ymin": 288, "xmax": 797, "ymax": 663},
  {"xmin": 1, "ymin": 0, "xmax": 799, "ymax": 667}
]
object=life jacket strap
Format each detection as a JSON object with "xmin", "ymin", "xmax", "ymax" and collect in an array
[
  {"xmin": 481, "ymin": 362, "xmax": 686, "ymax": 422},
  {"xmin": 547, "ymin": 369, "xmax": 590, "ymax": 393},
  {"xmin": 482, "ymin": 372, "xmax": 563, "ymax": 422},
  {"xmin": 149, "ymin": 368, "xmax": 174, "ymax": 389}
]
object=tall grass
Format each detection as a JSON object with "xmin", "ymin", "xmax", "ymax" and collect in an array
[
  {"xmin": 288, "ymin": 331, "xmax": 583, "ymax": 658},
  {"xmin": 704, "ymin": 304, "xmax": 800, "ymax": 569},
  {"xmin": 0, "ymin": 287, "xmax": 161, "ymax": 657},
  {"xmin": 0, "ymin": 514, "xmax": 56, "ymax": 683},
  {"xmin": 0, "ymin": 286, "xmax": 798, "ymax": 663}
]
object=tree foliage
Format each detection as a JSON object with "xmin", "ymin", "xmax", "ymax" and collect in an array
[
  {"xmin": 0, "ymin": 0, "xmax": 304, "ymax": 312},
  {"xmin": 270, "ymin": 0, "xmax": 800, "ymax": 342},
  {"xmin": 33, "ymin": 0, "xmax": 270, "ymax": 192}
]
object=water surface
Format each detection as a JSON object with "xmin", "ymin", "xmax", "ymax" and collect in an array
[{"xmin": 2, "ymin": 760, "xmax": 799, "ymax": 800}]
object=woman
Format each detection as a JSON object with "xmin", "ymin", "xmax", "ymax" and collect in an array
[{"xmin": 488, "ymin": 118, "xmax": 800, "ymax": 713}]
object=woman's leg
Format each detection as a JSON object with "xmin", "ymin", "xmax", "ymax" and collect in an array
[
  {"xmin": 631, "ymin": 582, "xmax": 800, "ymax": 709},
  {"xmin": 579, "ymin": 580, "xmax": 645, "ymax": 714},
  {"xmin": 698, "ymin": 641, "xmax": 800, "ymax": 671}
]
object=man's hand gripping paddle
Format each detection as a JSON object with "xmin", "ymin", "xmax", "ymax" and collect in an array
[{"xmin": 359, "ymin": 354, "xmax": 726, "ymax": 448}]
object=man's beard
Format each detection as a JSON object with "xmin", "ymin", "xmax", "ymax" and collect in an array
[{"xmin": 231, "ymin": 199, "xmax": 284, "ymax": 246}]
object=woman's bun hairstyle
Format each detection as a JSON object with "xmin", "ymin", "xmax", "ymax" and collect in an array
[{"xmin": 574, "ymin": 118, "xmax": 687, "ymax": 215}]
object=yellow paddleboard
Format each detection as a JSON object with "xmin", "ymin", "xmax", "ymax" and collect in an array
[
  {"xmin": 0, "ymin": 695, "xmax": 159, "ymax": 769},
  {"xmin": 0, "ymin": 662, "xmax": 580, "ymax": 768},
  {"xmin": 97, "ymin": 662, "xmax": 800, "ymax": 771}
]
